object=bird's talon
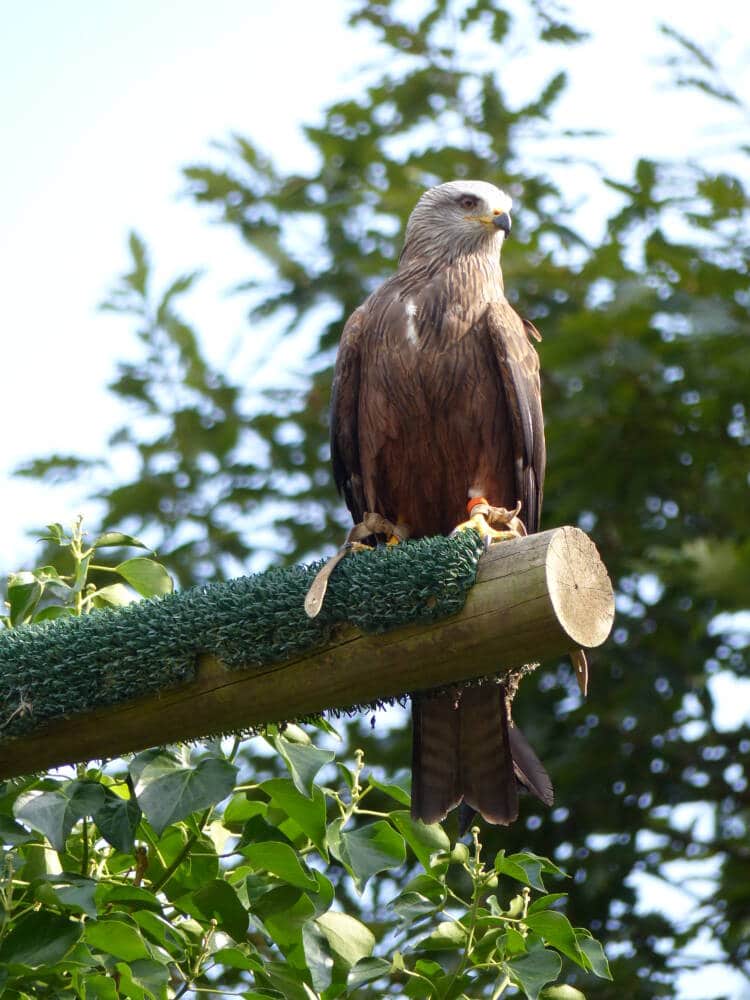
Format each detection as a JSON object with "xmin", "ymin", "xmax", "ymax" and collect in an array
[{"xmin": 348, "ymin": 541, "xmax": 374, "ymax": 553}]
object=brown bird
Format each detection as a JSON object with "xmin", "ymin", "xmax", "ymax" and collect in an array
[{"xmin": 328, "ymin": 180, "xmax": 553, "ymax": 826}]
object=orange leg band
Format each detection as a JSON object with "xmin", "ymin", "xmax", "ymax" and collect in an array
[{"xmin": 466, "ymin": 496, "xmax": 489, "ymax": 515}]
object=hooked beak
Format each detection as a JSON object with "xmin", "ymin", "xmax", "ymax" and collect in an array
[{"xmin": 492, "ymin": 211, "xmax": 511, "ymax": 236}]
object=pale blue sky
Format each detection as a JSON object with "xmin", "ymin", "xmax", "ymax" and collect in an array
[{"xmin": 2, "ymin": 1, "xmax": 746, "ymax": 568}]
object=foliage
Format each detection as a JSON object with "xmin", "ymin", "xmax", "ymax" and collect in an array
[
  {"xmin": 1, "ymin": 518, "xmax": 172, "ymax": 629},
  {"xmin": 1, "ymin": 529, "xmax": 609, "ymax": 997},
  {"xmin": 10, "ymin": 0, "xmax": 750, "ymax": 996}
]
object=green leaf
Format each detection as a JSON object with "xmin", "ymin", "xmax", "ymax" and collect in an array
[
  {"xmin": 14, "ymin": 778, "xmax": 107, "ymax": 851},
  {"xmin": 83, "ymin": 974, "xmax": 119, "ymax": 1000},
  {"xmin": 93, "ymin": 531, "xmax": 152, "ymax": 550},
  {"xmin": 261, "ymin": 777, "xmax": 328, "ymax": 856},
  {"xmin": 338, "ymin": 820, "xmax": 406, "ymax": 889},
  {"xmin": 497, "ymin": 851, "xmax": 565, "ymax": 892},
  {"xmin": 35, "ymin": 873, "xmax": 98, "ymax": 917},
  {"xmin": 0, "ymin": 813, "xmax": 34, "ymax": 845},
  {"xmin": 115, "ymin": 556, "xmax": 173, "ymax": 597},
  {"xmin": 390, "ymin": 810, "xmax": 450, "ymax": 869},
  {"xmin": 367, "ymin": 772, "xmax": 412, "ymax": 806},
  {"xmin": 92, "ymin": 787, "xmax": 142, "ymax": 852},
  {"xmin": 525, "ymin": 912, "xmax": 584, "ymax": 966},
  {"xmin": 130, "ymin": 750, "xmax": 237, "ymax": 834},
  {"xmin": 302, "ymin": 920, "xmax": 334, "ymax": 992},
  {"xmin": 92, "ymin": 583, "xmax": 138, "ymax": 608},
  {"xmin": 541, "ymin": 986, "xmax": 587, "ymax": 999},
  {"xmin": 274, "ymin": 734, "xmax": 334, "ymax": 796},
  {"xmin": 315, "ymin": 910, "xmax": 375, "ymax": 967},
  {"xmin": 211, "ymin": 946, "xmax": 263, "ymax": 972},
  {"xmin": 505, "ymin": 926, "xmax": 528, "ymax": 956},
  {"xmin": 85, "ymin": 919, "xmax": 151, "ymax": 961},
  {"xmin": 508, "ymin": 945, "xmax": 563, "ymax": 1000},
  {"xmin": 179, "ymin": 879, "xmax": 249, "ymax": 942},
  {"xmin": 420, "ymin": 920, "xmax": 467, "ymax": 950},
  {"xmin": 577, "ymin": 930, "xmax": 613, "ymax": 980},
  {"xmin": 348, "ymin": 956, "xmax": 392, "ymax": 989},
  {"xmin": 0, "ymin": 910, "xmax": 82, "ymax": 967},
  {"xmin": 116, "ymin": 958, "xmax": 170, "ymax": 999},
  {"xmin": 6, "ymin": 571, "xmax": 43, "ymax": 624},
  {"xmin": 243, "ymin": 840, "xmax": 318, "ymax": 890},
  {"xmin": 15, "ymin": 788, "xmax": 75, "ymax": 852},
  {"xmin": 98, "ymin": 884, "xmax": 163, "ymax": 912},
  {"xmin": 133, "ymin": 910, "xmax": 189, "ymax": 957},
  {"xmin": 528, "ymin": 893, "xmax": 568, "ymax": 914}
]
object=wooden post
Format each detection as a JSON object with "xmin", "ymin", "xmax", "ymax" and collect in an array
[{"xmin": 0, "ymin": 527, "xmax": 613, "ymax": 779}]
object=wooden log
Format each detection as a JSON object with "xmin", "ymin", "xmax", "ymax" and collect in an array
[{"xmin": 0, "ymin": 526, "xmax": 613, "ymax": 779}]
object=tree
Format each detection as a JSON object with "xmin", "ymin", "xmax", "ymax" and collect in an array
[{"xmin": 13, "ymin": 1, "xmax": 750, "ymax": 996}]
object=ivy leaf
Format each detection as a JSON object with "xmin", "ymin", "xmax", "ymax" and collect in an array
[
  {"xmin": 243, "ymin": 840, "xmax": 318, "ymax": 890},
  {"xmin": 92, "ymin": 787, "xmax": 142, "ymax": 852},
  {"xmin": 302, "ymin": 920, "xmax": 334, "ymax": 993},
  {"xmin": 419, "ymin": 920, "xmax": 467, "ymax": 950},
  {"xmin": 261, "ymin": 777, "xmax": 328, "ymax": 856},
  {"xmin": 115, "ymin": 557, "xmax": 173, "ymax": 597},
  {"xmin": 82, "ymin": 974, "xmax": 118, "ymax": 1000},
  {"xmin": 179, "ymin": 879, "xmax": 249, "ymax": 942},
  {"xmin": 315, "ymin": 911, "xmax": 375, "ymax": 967},
  {"xmin": 14, "ymin": 785, "xmax": 84, "ymax": 852},
  {"xmin": 115, "ymin": 958, "xmax": 170, "ymax": 999},
  {"xmin": 93, "ymin": 531, "xmax": 152, "ymax": 550},
  {"xmin": 0, "ymin": 910, "xmax": 82, "ymax": 967},
  {"xmin": 540, "ymin": 986, "xmax": 587, "ymax": 999},
  {"xmin": 576, "ymin": 930, "xmax": 613, "ymax": 980},
  {"xmin": 525, "ymin": 911, "xmax": 584, "ymax": 967},
  {"xmin": 508, "ymin": 945, "xmax": 563, "ymax": 1000},
  {"xmin": 338, "ymin": 820, "xmax": 406, "ymax": 890},
  {"xmin": 367, "ymin": 773, "xmax": 412, "ymax": 806},
  {"xmin": 91, "ymin": 583, "xmax": 138, "ymax": 608},
  {"xmin": 348, "ymin": 956, "xmax": 392, "ymax": 989},
  {"xmin": 528, "ymin": 893, "xmax": 568, "ymax": 914},
  {"xmin": 390, "ymin": 810, "xmax": 450, "ymax": 869},
  {"xmin": 274, "ymin": 735, "xmax": 334, "ymax": 796},
  {"xmin": 130, "ymin": 751, "xmax": 237, "ymax": 834},
  {"xmin": 13, "ymin": 782, "xmax": 103, "ymax": 852},
  {"xmin": 34, "ymin": 873, "xmax": 98, "ymax": 917},
  {"xmin": 6, "ymin": 571, "xmax": 43, "ymax": 624},
  {"xmin": 85, "ymin": 919, "xmax": 151, "ymax": 961}
]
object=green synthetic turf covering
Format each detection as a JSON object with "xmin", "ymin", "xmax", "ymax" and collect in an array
[{"xmin": 0, "ymin": 531, "xmax": 484, "ymax": 740}]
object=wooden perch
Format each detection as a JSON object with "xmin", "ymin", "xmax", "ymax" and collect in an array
[{"xmin": 0, "ymin": 526, "xmax": 613, "ymax": 779}]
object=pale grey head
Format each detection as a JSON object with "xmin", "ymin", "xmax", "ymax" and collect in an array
[{"xmin": 400, "ymin": 180, "xmax": 513, "ymax": 266}]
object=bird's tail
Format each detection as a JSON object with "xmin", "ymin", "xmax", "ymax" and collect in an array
[{"xmin": 410, "ymin": 683, "xmax": 552, "ymax": 828}]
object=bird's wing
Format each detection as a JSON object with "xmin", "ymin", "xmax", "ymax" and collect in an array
[
  {"xmin": 486, "ymin": 302, "xmax": 546, "ymax": 534},
  {"xmin": 330, "ymin": 305, "xmax": 367, "ymax": 523}
]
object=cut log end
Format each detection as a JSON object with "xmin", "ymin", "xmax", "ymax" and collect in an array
[{"xmin": 546, "ymin": 526, "xmax": 614, "ymax": 649}]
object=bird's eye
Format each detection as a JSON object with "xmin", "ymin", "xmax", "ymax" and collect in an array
[{"xmin": 460, "ymin": 195, "xmax": 479, "ymax": 211}]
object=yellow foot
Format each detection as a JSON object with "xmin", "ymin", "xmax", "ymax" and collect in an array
[{"xmin": 451, "ymin": 498, "xmax": 526, "ymax": 550}]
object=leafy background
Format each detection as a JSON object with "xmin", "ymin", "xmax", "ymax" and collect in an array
[{"xmin": 2, "ymin": 1, "xmax": 749, "ymax": 997}]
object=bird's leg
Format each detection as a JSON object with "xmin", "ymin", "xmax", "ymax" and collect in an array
[
  {"xmin": 304, "ymin": 512, "xmax": 406, "ymax": 618},
  {"xmin": 451, "ymin": 497, "xmax": 526, "ymax": 550}
]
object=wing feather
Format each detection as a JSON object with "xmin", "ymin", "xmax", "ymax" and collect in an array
[
  {"xmin": 486, "ymin": 303, "xmax": 546, "ymax": 534},
  {"xmin": 330, "ymin": 306, "xmax": 367, "ymax": 523}
]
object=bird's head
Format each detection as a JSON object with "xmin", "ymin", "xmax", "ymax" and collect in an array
[{"xmin": 401, "ymin": 180, "xmax": 512, "ymax": 265}]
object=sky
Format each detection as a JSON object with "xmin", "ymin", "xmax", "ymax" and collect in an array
[
  {"xmin": 1, "ymin": 1, "xmax": 747, "ymax": 569},
  {"xmin": 1, "ymin": 4, "xmax": 748, "ymax": 996}
]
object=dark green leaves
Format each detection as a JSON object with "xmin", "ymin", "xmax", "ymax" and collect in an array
[
  {"xmin": 273, "ymin": 733, "xmax": 335, "ymax": 796},
  {"xmin": 0, "ymin": 911, "xmax": 82, "ymax": 968},
  {"xmin": 129, "ymin": 750, "xmax": 237, "ymax": 834},
  {"xmin": 508, "ymin": 945, "xmax": 563, "ymax": 1000}
]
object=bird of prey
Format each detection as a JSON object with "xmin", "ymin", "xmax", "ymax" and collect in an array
[{"xmin": 328, "ymin": 179, "xmax": 554, "ymax": 826}]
